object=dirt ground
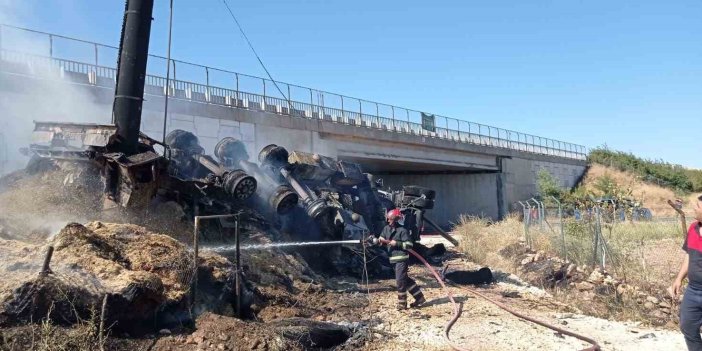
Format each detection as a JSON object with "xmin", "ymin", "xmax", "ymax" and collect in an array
[
  {"xmin": 0, "ymin": 235, "xmax": 689, "ymax": 351},
  {"xmin": 152, "ymin": 253, "xmax": 687, "ymax": 351},
  {"xmin": 0, "ymin": 169, "xmax": 690, "ymax": 350}
]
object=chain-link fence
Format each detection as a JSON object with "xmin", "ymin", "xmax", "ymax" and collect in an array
[{"xmin": 518, "ymin": 200, "xmax": 690, "ymax": 277}]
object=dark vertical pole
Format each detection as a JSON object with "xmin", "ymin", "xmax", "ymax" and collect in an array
[
  {"xmin": 192, "ymin": 216, "xmax": 200, "ymax": 309},
  {"xmin": 40, "ymin": 246, "xmax": 54, "ymax": 275},
  {"xmin": 113, "ymin": 0, "xmax": 155, "ymax": 154},
  {"xmin": 162, "ymin": 0, "xmax": 174, "ymax": 144},
  {"xmin": 94, "ymin": 44, "xmax": 99, "ymax": 67},
  {"xmin": 235, "ymin": 73, "xmax": 239, "ymax": 103},
  {"xmin": 592, "ymin": 207, "xmax": 599, "ymax": 266},
  {"xmin": 205, "ymin": 67, "xmax": 210, "ymax": 101},
  {"xmin": 235, "ymin": 217, "xmax": 241, "ymax": 317},
  {"xmin": 496, "ymin": 158, "xmax": 506, "ymax": 220},
  {"xmin": 310, "ymin": 89, "xmax": 314, "ymax": 117}
]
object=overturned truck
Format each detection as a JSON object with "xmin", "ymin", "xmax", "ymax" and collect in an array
[{"xmin": 20, "ymin": 0, "xmax": 452, "ymax": 282}]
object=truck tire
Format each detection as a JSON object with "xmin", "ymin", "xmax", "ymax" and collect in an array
[
  {"xmin": 401, "ymin": 195, "xmax": 434, "ymax": 209},
  {"xmin": 402, "ymin": 185, "xmax": 436, "ymax": 200}
]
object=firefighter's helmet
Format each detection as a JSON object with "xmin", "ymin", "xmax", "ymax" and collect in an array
[{"xmin": 386, "ymin": 208, "xmax": 402, "ymax": 221}]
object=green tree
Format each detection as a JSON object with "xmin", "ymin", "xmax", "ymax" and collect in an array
[{"xmin": 537, "ymin": 169, "xmax": 564, "ymax": 199}]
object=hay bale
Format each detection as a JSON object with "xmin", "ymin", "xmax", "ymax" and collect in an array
[{"xmin": 0, "ymin": 222, "xmax": 240, "ymax": 334}]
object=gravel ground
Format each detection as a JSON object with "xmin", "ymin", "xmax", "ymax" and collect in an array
[{"xmin": 351, "ymin": 256, "xmax": 685, "ymax": 351}]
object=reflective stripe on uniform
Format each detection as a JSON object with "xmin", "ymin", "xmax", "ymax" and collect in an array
[
  {"xmin": 401, "ymin": 241, "xmax": 414, "ymax": 250},
  {"xmin": 389, "ymin": 254, "xmax": 409, "ymax": 262}
]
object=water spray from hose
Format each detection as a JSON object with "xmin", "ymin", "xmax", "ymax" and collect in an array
[{"xmin": 204, "ymin": 239, "xmax": 363, "ymax": 252}]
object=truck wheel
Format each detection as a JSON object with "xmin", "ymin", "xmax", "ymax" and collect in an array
[{"xmin": 402, "ymin": 185, "xmax": 436, "ymax": 200}]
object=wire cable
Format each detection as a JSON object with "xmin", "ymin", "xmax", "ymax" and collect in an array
[
  {"xmin": 220, "ymin": 0, "xmax": 292, "ymax": 107},
  {"xmin": 162, "ymin": 0, "xmax": 175, "ymax": 144}
]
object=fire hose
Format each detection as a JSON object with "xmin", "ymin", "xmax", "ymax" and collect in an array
[{"xmin": 369, "ymin": 237, "xmax": 600, "ymax": 351}]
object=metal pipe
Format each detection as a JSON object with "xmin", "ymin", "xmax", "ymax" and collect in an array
[
  {"xmin": 192, "ymin": 216, "xmax": 200, "ymax": 309},
  {"xmin": 529, "ymin": 198, "xmax": 544, "ymax": 228},
  {"xmin": 279, "ymin": 168, "xmax": 316, "ymax": 202},
  {"xmin": 40, "ymin": 245, "xmax": 54, "ymax": 276},
  {"xmin": 94, "ymin": 43, "xmax": 99, "ymax": 67},
  {"xmin": 423, "ymin": 216, "xmax": 459, "ymax": 247},
  {"xmin": 593, "ymin": 207, "xmax": 600, "ymax": 266},
  {"xmin": 192, "ymin": 213, "xmax": 241, "ymax": 312},
  {"xmin": 113, "ymin": 0, "xmax": 155, "ymax": 154},
  {"xmin": 235, "ymin": 218, "xmax": 240, "ymax": 318},
  {"xmin": 193, "ymin": 155, "xmax": 226, "ymax": 176},
  {"xmin": 162, "ymin": 0, "xmax": 174, "ymax": 145}
]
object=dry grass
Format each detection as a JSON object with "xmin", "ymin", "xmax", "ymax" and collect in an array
[
  {"xmin": 454, "ymin": 215, "xmax": 684, "ymax": 325},
  {"xmin": 454, "ymin": 215, "xmax": 521, "ymax": 273},
  {"xmin": 580, "ymin": 164, "xmax": 700, "ymax": 216},
  {"xmin": 0, "ymin": 302, "xmax": 108, "ymax": 351},
  {"xmin": 33, "ymin": 304, "xmax": 105, "ymax": 351}
]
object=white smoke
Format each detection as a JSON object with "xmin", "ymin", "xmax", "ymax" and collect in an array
[
  {"xmin": 0, "ymin": 1, "xmax": 112, "ymax": 176},
  {"xmin": 0, "ymin": 1, "xmax": 116, "ymax": 243}
]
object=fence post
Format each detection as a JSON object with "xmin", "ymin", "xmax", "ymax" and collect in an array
[
  {"xmin": 517, "ymin": 201, "xmax": 530, "ymax": 249},
  {"xmin": 235, "ymin": 216, "xmax": 241, "ymax": 317},
  {"xmin": 205, "ymin": 67, "xmax": 210, "ymax": 101},
  {"xmin": 49, "ymin": 34, "xmax": 53, "ymax": 58},
  {"xmin": 525, "ymin": 203, "xmax": 532, "ymax": 249},
  {"xmin": 192, "ymin": 217, "xmax": 200, "ymax": 309},
  {"xmin": 320, "ymin": 92, "xmax": 325, "ymax": 116},
  {"xmin": 593, "ymin": 206, "xmax": 600, "ymax": 267},
  {"xmin": 235, "ymin": 73, "xmax": 239, "ymax": 102},
  {"xmin": 530, "ymin": 197, "xmax": 544, "ymax": 229},
  {"xmin": 309, "ymin": 89, "xmax": 314, "ymax": 117},
  {"xmin": 376, "ymin": 102, "xmax": 380, "ymax": 127},
  {"xmin": 94, "ymin": 43, "xmax": 99, "ymax": 67},
  {"xmin": 550, "ymin": 196, "xmax": 566, "ymax": 261},
  {"xmin": 359, "ymin": 100, "xmax": 362, "ymax": 121}
]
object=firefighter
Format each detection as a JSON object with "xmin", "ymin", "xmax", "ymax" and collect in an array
[{"xmin": 377, "ymin": 208, "xmax": 426, "ymax": 310}]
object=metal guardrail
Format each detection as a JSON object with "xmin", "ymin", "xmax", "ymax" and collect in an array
[{"xmin": 0, "ymin": 23, "xmax": 587, "ymax": 160}]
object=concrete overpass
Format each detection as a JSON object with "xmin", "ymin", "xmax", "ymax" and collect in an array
[{"xmin": 0, "ymin": 25, "xmax": 587, "ymax": 227}]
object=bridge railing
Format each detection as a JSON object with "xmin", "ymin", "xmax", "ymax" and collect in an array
[{"xmin": 0, "ymin": 23, "xmax": 587, "ymax": 160}]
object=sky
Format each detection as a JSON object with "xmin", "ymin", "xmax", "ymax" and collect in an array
[{"xmin": 1, "ymin": 0, "xmax": 701, "ymax": 168}]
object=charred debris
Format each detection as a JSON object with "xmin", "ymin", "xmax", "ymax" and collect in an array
[
  {"xmin": 21, "ymin": 0, "xmax": 451, "ymax": 274},
  {"xmin": 5, "ymin": 0, "xmax": 455, "ymax": 338}
]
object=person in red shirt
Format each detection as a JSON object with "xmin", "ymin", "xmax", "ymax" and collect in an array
[{"xmin": 671, "ymin": 195, "xmax": 702, "ymax": 351}]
